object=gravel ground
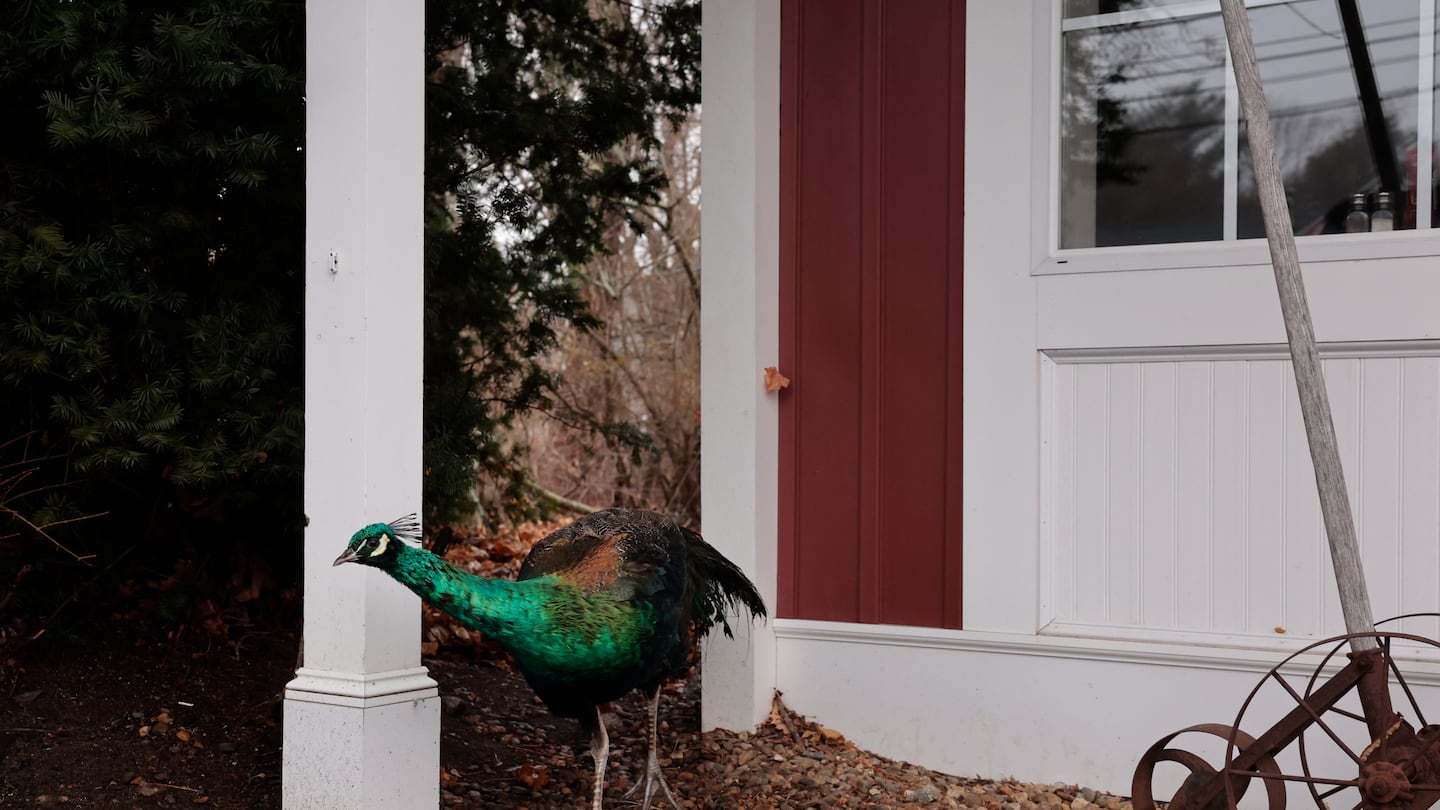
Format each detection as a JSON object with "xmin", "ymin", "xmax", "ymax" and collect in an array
[
  {"xmin": 423, "ymin": 522, "xmax": 1141, "ymax": 810},
  {"xmin": 430, "ymin": 657, "xmax": 1137, "ymax": 810}
]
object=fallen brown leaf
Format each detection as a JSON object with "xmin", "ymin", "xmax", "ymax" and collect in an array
[{"xmin": 516, "ymin": 762, "xmax": 551, "ymax": 789}]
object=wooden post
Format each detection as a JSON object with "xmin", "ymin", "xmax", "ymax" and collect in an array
[{"xmin": 1217, "ymin": 0, "xmax": 1376, "ymax": 651}]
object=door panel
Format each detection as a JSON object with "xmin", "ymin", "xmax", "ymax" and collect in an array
[{"xmin": 779, "ymin": 0, "xmax": 965, "ymax": 629}]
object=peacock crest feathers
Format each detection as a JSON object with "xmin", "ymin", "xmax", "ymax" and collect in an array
[{"xmin": 387, "ymin": 513, "xmax": 423, "ymax": 546}]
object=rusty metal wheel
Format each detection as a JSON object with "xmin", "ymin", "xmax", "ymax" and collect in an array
[
  {"xmin": 1226, "ymin": 621, "xmax": 1440, "ymax": 810},
  {"xmin": 1132, "ymin": 723, "xmax": 1286, "ymax": 810}
]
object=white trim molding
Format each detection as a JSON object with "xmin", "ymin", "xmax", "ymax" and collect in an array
[
  {"xmin": 964, "ymin": 0, "xmax": 1044, "ymax": 633},
  {"xmin": 698, "ymin": 0, "xmax": 781, "ymax": 732},
  {"xmin": 1044, "ymin": 339, "xmax": 1440, "ymax": 365},
  {"xmin": 285, "ymin": 667, "xmax": 440, "ymax": 708},
  {"xmin": 776, "ymin": 618, "xmax": 1440, "ymax": 680},
  {"xmin": 1041, "ymin": 231, "xmax": 1440, "ymax": 276}
]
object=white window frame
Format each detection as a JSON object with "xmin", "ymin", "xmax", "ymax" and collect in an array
[{"xmin": 1032, "ymin": 0, "xmax": 1440, "ymax": 276}]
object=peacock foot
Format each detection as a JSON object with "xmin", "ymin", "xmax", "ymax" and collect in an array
[{"xmin": 622, "ymin": 747, "xmax": 681, "ymax": 810}]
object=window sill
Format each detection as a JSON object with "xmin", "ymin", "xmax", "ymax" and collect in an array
[{"xmin": 1036, "ymin": 228, "xmax": 1440, "ymax": 276}]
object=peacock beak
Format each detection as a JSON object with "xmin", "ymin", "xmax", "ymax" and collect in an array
[{"xmin": 333, "ymin": 548, "xmax": 361, "ymax": 566}]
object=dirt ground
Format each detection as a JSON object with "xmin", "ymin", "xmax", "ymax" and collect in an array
[
  {"xmin": 0, "ymin": 617, "xmax": 1141, "ymax": 809},
  {"xmin": 0, "ymin": 522, "xmax": 1138, "ymax": 809}
]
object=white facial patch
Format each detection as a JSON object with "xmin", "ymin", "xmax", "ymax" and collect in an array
[{"xmin": 370, "ymin": 533, "xmax": 390, "ymax": 557}]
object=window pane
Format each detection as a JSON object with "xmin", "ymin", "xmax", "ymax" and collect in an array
[
  {"xmin": 1060, "ymin": 14, "xmax": 1228, "ymax": 248},
  {"xmin": 1236, "ymin": 0, "xmax": 1421, "ymax": 237}
]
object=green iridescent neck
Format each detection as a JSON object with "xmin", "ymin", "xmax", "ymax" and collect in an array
[
  {"xmin": 379, "ymin": 544, "xmax": 651, "ymax": 677},
  {"xmin": 383, "ymin": 544, "xmax": 551, "ymax": 644}
]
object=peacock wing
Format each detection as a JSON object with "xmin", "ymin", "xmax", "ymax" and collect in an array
[{"xmin": 519, "ymin": 508, "xmax": 685, "ymax": 603}]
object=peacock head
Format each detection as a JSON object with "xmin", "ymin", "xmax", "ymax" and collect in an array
[{"xmin": 333, "ymin": 515, "xmax": 422, "ymax": 569}]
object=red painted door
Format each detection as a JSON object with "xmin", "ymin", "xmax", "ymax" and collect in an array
[{"xmin": 778, "ymin": 0, "xmax": 965, "ymax": 629}]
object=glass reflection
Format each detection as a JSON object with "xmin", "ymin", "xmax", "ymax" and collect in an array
[
  {"xmin": 1060, "ymin": 14, "xmax": 1228, "ymax": 247},
  {"xmin": 1059, "ymin": 0, "xmax": 1439, "ymax": 248},
  {"xmin": 1063, "ymin": 0, "xmax": 1194, "ymax": 19},
  {"xmin": 1237, "ymin": 0, "xmax": 1420, "ymax": 236}
]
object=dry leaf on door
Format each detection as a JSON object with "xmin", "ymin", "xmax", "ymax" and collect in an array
[{"xmin": 764, "ymin": 366, "xmax": 791, "ymax": 392}]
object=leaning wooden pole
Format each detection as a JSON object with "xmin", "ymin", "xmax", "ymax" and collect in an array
[{"xmin": 1218, "ymin": 0, "xmax": 1377, "ymax": 652}]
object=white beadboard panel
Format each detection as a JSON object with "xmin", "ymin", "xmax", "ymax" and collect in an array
[
  {"xmin": 1400, "ymin": 358, "xmax": 1440, "ymax": 641},
  {"xmin": 1048, "ymin": 360, "xmax": 1078, "ymax": 622},
  {"xmin": 1107, "ymin": 363, "xmax": 1142, "ymax": 626},
  {"xmin": 1071, "ymin": 363, "xmax": 1110, "ymax": 623},
  {"xmin": 1173, "ymin": 362, "xmax": 1214, "ymax": 629},
  {"xmin": 1138, "ymin": 363, "xmax": 1177, "ymax": 628},
  {"xmin": 1210, "ymin": 360, "xmax": 1248, "ymax": 634},
  {"xmin": 1324, "ymin": 358, "xmax": 1363, "ymax": 637},
  {"xmin": 1245, "ymin": 360, "xmax": 1285, "ymax": 636},
  {"xmin": 1281, "ymin": 380, "xmax": 1324, "ymax": 639},
  {"xmin": 1360, "ymin": 357, "xmax": 1403, "ymax": 627},
  {"xmin": 1043, "ymin": 345, "xmax": 1440, "ymax": 646}
]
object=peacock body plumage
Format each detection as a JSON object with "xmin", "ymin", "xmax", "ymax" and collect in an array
[{"xmin": 333, "ymin": 507, "xmax": 767, "ymax": 810}]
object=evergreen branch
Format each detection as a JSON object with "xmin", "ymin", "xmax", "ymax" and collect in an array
[{"xmin": 1, "ymin": 506, "xmax": 98, "ymax": 564}]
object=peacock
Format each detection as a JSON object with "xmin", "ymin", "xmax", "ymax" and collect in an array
[{"xmin": 332, "ymin": 507, "xmax": 767, "ymax": 810}]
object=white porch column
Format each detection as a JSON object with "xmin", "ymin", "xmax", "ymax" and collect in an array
[
  {"xmin": 282, "ymin": 1, "xmax": 437, "ymax": 807},
  {"xmin": 699, "ymin": 0, "xmax": 781, "ymax": 731}
]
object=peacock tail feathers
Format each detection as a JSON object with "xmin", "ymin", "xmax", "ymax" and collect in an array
[
  {"xmin": 681, "ymin": 526, "xmax": 767, "ymax": 639},
  {"xmin": 520, "ymin": 509, "xmax": 767, "ymax": 640}
]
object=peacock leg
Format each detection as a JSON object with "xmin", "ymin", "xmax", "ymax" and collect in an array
[
  {"xmin": 621, "ymin": 684, "xmax": 681, "ymax": 810},
  {"xmin": 588, "ymin": 705, "xmax": 609, "ymax": 810}
]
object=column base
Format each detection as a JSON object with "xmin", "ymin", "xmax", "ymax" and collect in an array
[{"xmin": 282, "ymin": 668, "xmax": 439, "ymax": 809}]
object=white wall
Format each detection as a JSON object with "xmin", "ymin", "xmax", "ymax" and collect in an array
[
  {"xmin": 710, "ymin": 0, "xmax": 1440, "ymax": 798},
  {"xmin": 776, "ymin": 619, "xmax": 1440, "ymax": 802}
]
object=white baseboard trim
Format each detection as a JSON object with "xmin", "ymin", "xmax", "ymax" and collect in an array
[{"xmin": 774, "ymin": 618, "xmax": 1440, "ymax": 681}]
